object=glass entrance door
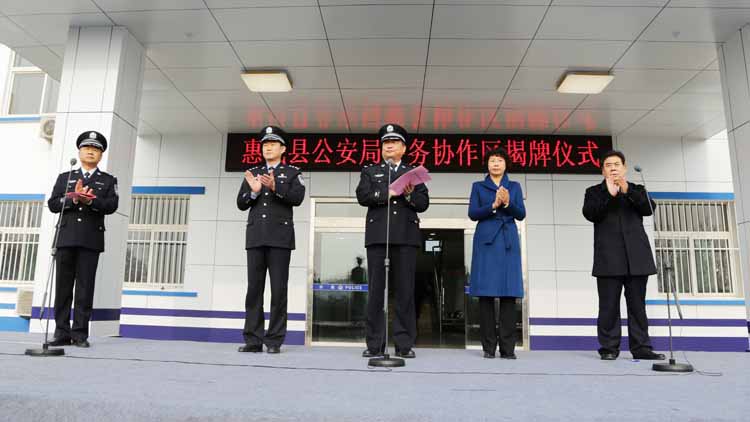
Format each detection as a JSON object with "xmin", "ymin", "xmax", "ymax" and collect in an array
[
  {"xmin": 308, "ymin": 198, "xmax": 527, "ymax": 350},
  {"xmin": 310, "ymin": 229, "xmax": 368, "ymax": 343},
  {"xmin": 415, "ymin": 229, "xmax": 466, "ymax": 348}
]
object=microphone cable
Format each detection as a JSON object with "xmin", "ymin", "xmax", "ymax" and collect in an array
[{"xmin": 0, "ymin": 349, "xmax": 723, "ymax": 378}]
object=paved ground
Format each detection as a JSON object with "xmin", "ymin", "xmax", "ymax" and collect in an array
[{"xmin": 1, "ymin": 332, "xmax": 748, "ymax": 421}]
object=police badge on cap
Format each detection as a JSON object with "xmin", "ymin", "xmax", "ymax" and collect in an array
[
  {"xmin": 75, "ymin": 131, "xmax": 108, "ymax": 152},
  {"xmin": 259, "ymin": 126, "xmax": 287, "ymax": 146},
  {"xmin": 378, "ymin": 123, "xmax": 408, "ymax": 146}
]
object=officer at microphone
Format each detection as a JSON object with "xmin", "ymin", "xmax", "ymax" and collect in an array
[
  {"xmin": 582, "ymin": 150, "xmax": 665, "ymax": 361},
  {"xmin": 47, "ymin": 131, "xmax": 119, "ymax": 348},
  {"xmin": 237, "ymin": 126, "xmax": 305, "ymax": 354},
  {"xmin": 356, "ymin": 123, "xmax": 429, "ymax": 359}
]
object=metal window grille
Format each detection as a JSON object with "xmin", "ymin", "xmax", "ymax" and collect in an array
[
  {"xmin": 0, "ymin": 200, "xmax": 43, "ymax": 283},
  {"xmin": 654, "ymin": 200, "xmax": 740, "ymax": 296},
  {"xmin": 124, "ymin": 195, "xmax": 189, "ymax": 286}
]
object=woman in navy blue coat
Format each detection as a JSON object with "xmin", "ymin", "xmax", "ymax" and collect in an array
[{"xmin": 468, "ymin": 148, "xmax": 526, "ymax": 359}]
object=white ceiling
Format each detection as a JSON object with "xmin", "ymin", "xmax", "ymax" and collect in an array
[{"xmin": 0, "ymin": 0, "xmax": 745, "ymax": 138}]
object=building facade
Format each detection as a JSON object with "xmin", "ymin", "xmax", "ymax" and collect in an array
[{"xmin": 0, "ymin": 35, "xmax": 747, "ymax": 351}]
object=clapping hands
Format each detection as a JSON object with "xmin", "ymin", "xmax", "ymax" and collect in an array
[
  {"xmin": 245, "ymin": 169, "xmax": 276, "ymax": 192},
  {"xmin": 493, "ymin": 186, "xmax": 510, "ymax": 209},
  {"xmin": 67, "ymin": 179, "xmax": 96, "ymax": 205}
]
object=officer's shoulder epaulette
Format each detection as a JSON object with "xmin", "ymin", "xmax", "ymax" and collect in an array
[{"xmin": 288, "ymin": 165, "xmax": 301, "ymax": 171}]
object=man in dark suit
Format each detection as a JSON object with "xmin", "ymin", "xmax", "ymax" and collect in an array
[
  {"xmin": 237, "ymin": 126, "xmax": 305, "ymax": 354},
  {"xmin": 582, "ymin": 150, "xmax": 665, "ymax": 361},
  {"xmin": 356, "ymin": 123, "xmax": 429, "ymax": 359},
  {"xmin": 48, "ymin": 131, "xmax": 119, "ymax": 348}
]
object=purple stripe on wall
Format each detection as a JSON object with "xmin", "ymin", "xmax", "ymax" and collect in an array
[
  {"xmin": 31, "ymin": 307, "xmax": 121, "ymax": 321},
  {"xmin": 530, "ymin": 336, "xmax": 748, "ymax": 352},
  {"xmin": 120, "ymin": 325, "xmax": 305, "ymax": 345},
  {"xmin": 30, "ymin": 307, "xmax": 308, "ymax": 321},
  {"xmin": 121, "ymin": 307, "xmax": 306, "ymax": 321},
  {"xmin": 529, "ymin": 318, "xmax": 748, "ymax": 327}
]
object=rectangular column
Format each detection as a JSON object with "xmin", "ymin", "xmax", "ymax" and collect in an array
[
  {"xmin": 717, "ymin": 24, "xmax": 750, "ymax": 350},
  {"xmin": 31, "ymin": 26, "xmax": 145, "ymax": 337}
]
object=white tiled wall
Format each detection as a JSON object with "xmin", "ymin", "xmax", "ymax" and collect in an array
[
  {"xmin": 556, "ymin": 271, "xmax": 599, "ymax": 318},
  {"xmin": 615, "ymin": 135, "xmax": 687, "ymax": 183},
  {"xmin": 528, "ymin": 271, "xmax": 557, "ymax": 318},
  {"xmin": 551, "ymin": 179, "xmax": 596, "ymax": 226},
  {"xmin": 524, "ymin": 179, "xmax": 554, "ymax": 225},
  {"xmin": 213, "ymin": 221, "xmax": 247, "ymax": 267},
  {"xmin": 525, "ymin": 225, "xmax": 555, "ymax": 272},
  {"xmin": 157, "ymin": 134, "xmax": 223, "ymax": 178},
  {"xmin": 186, "ymin": 221, "xmax": 218, "ymax": 266},
  {"xmin": 554, "ymin": 225, "xmax": 594, "ymax": 272},
  {"xmin": 211, "ymin": 265, "xmax": 249, "ymax": 311}
]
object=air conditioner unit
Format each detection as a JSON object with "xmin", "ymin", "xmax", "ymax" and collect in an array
[
  {"xmin": 39, "ymin": 115, "xmax": 55, "ymax": 142},
  {"xmin": 16, "ymin": 288, "xmax": 34, "ymax": 317}
]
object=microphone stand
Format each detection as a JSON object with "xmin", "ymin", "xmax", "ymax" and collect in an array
[
  {"xmin": 26, "ymin": 159, "xmax": 77, "ymax": 357},
  {"xmin": 653, "ymin": 258, "xmax": 693, "ymax": 372},
  {"xmin": 369, "ymin": 159, "xmax": 405, "ymax": 368},
  {"xmin": 635, "ymin": 167, "xmax": 693, "ymax": 372}
]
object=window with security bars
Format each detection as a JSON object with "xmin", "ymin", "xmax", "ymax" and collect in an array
[
  {"xmin": 124, "ymin": 195, "xmax": 189, "ymax": 286},
  {"xmin": 653, "ymin": 200, "xmax": 741, "ymax": 296},
  {"xmin": 0, "ymin": 200, "xmax": 43, "ymax": 283}
]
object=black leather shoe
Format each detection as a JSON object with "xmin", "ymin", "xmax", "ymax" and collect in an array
[
  {"xmin": 500, "ymin": 353, "xmax": 517, "ymax": 360},
  {"xmin": 600, "ymin": 352, "xmax": 618, "ymax": 360},
  {"xmin": 266, "ymin": 345, "xmax": 281, "ymax": 354},
  {"xmin": 72, "ymin": 339, "xmax": 90, "ymax": 348},
  {"xmin": 362, "ymin": 349, "xmax": 383, "ymax": 358},
  {"xmin": 483, "ymin": 352, "xmax": 496, "ymax": 359},
  {"xmin": 238, "ymin": 344, "xmax": 262, "ymax": 353},
  {"xmin": 395, "ymin": 349, "xmax": 416, "ymax": 359},
  {"xmin": 48, "ymin": 337, "xmax": 71, "ymax": 347},
  {"xmin": 632, "ymin": 350, "xmax": 666, "ymax": 360}
]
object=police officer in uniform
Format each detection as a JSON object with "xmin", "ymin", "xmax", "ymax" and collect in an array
[
  {"xmin": 237, "ymin": 126, "xmax": 305, "ymax": 354},
  {"xmin": 48, "ymin": 131, "xmax": 119, "ymax": 348},
  {"xmin": 356, "ymin": 123, "xmax": 429, "ymax": 359}
]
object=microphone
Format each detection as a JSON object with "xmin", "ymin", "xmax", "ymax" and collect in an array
[
  {"xmin": 385, "ymin": 158, "xmax": 396, "ymax": 172},
  {"xmin": 70, "ymin": 158, "xmax": 77, "ymax": 166},
  {"xmin": 634, "ymin": 164, "xmax": 651, "ymax": 212},
  {"xmin": 624, "ymin": 165, "xmax": 643, "ymax": 193}
]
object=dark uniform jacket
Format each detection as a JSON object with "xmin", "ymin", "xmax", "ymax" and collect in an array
[
  {"xmin": 237, "ymin": 164, "xmax": 305, "ymax": 250},
  {"xmin": 356, "ymin": 162, "xmax": 429, "ymax": 247},
  {"xmin": 48, "ymin": 168, "xmax": 119, "ymax": 253},
  {"xmin": 582, "ymin": 180, "xmax": 657, "ymax": 277}
]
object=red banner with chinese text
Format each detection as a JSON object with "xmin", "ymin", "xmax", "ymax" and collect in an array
[{"xmin": 226, "ymin": 133, "xmax": 612, "ymax": 174}]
